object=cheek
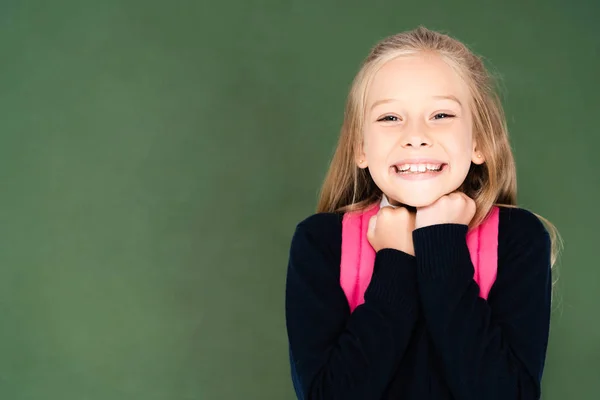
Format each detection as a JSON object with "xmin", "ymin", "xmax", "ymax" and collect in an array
[
  {"xmin": 363, "ymin": 130, "xmax": 388, "ymax": 163},
  {"xmin": 449, "ymin": 124, "xmax": 474, "ymax": 152},
  {"xmin": 446, "ymin": 130, "xmax": 474, "ymax": 170}
]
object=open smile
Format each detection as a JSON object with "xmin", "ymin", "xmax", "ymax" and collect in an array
[{"xmin": 390, "ymin": 159, "xmax": 448, "ymax": 180}]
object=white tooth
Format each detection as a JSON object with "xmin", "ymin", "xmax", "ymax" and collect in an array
[
  {"xmin": 418, "ymin": 165, "xmax": 426, "ymax": 172},
  {"xmin": 410, "ymin": 165, "xmax": 418, "ymax": 172},
  {"xmin": 427, "ymin": 164, "xmax": 435, "ymax": 170}
]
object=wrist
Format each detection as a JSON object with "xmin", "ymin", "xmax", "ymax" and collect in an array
[
  {"xmin": 365, "ymin": 249, "xmax": 418, "ymax": 314},
  {"xmin": 412, "ymin": 224, "xmax": 472, "ymax": 279}
]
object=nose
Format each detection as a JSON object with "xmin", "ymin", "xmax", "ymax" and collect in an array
[{"xmin": 401, "ymin": 120, "xmax": 432, "ymax": 148}]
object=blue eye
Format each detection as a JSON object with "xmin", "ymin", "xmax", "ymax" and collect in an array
[
  {"xmin": 433, "ymin": 113, "xmax": 455, "ymax": 120},
  {"xmin": 377, "ymin": 115, "xmax": 399, "ymax": 122}
]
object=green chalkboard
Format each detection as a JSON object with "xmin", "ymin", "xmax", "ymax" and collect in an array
[{"xmin": 0, "ymin": 0, "xmax": 598, "ymax": 398}]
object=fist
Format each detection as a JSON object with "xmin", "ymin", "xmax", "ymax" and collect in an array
[
  {"xmin": 415, "ymin": 192, "xmax": 476, "ymax": 229},
  {"xmin": 367, "ymin": 206, "xmax": 416, "ymax": 255}
]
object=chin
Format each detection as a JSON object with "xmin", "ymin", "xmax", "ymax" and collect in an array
[{"xmin": 389, "ymin": 193, "xmax": 443, "ymax": 208}]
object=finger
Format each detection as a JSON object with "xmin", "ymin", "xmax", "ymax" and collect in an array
[
  {"xmin": 379, "ymin": 206, "xmax": 393, "ymax": 216},
  {"xmin": 457, "ymin": 191, "xmax": 473, "ymax": 201}
]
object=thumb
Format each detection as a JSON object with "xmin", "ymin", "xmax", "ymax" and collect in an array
[{"xmin": 367, "ymin": 215, "xmax": 377, "ymax": 237}]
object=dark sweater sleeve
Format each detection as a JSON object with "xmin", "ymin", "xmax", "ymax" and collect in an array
[
  {"xmin": 412, "ymin": 207, "xmax": 552, "ymax": 400},
  {"xmin": 285, "ymin": 213, "xmax": 419, "ymax": 400}
]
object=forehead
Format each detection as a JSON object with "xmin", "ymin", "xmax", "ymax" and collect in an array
[{"xmin": 366, "ymin": 53, "xmax": 470, "ymax": 105}]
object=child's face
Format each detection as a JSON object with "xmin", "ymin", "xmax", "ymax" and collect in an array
[{"xmin": 358, "ymin": 52, "xmax": 484, "ymax": 208}]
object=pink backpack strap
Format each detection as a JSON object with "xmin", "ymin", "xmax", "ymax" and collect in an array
[
  {"xmin": 466, "ymin": 206, "xmax": 500, "ymax": 300},
  {"xmin": 341, "ymin": 205, "xmax": 500, "ymax": 312},
  {"xmin": 340, "ymin": 204, "xmax": 379, "ymax": 312}
]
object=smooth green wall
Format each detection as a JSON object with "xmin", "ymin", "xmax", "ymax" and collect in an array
[{"xmin": 1, "ymin": 0, "xmax": 598, "ymax": 398}]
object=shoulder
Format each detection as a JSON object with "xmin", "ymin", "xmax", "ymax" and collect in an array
[
  {"xmin": 289, "ymin": 212, "xmax": 344, "ymax": 268},
  {"xmin": 295, "ymin": 212, "xmax": 344, "ymax": 237},
  {"xmin": 496, "ymin": 206, "xmax": 552, "ymax": 276},
  {"xmin": 498, "ymin": 206, "xmax": 550, "ymax": 245}
]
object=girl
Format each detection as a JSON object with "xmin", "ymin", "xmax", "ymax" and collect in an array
[{"xmin": 285, "ymin": 26, "xmax": 559, "ymax": 399}]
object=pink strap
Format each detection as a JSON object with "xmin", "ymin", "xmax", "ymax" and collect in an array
[
  {"xmin": 466, "ymin": 206, "xmax": 499, "ymax": 299},
  {"xmin": 340, "ymin": 204, "xmax": 379, "ymax": 312},
  {"xmin": 341, "ymin": 205, "xmax": 500, "ymax": 313}
]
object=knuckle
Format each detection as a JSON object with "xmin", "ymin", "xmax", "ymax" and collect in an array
[
  {"xmin": 369, "ymin": 215, "xmax": 377, "ymax": 227},
  {"xmin": 397, "ymin": 207, "xmax": 410, "ymax": 217},
  {"xmin": 379, "ymin": 207, "xmax": 392, "ymax": 217}
]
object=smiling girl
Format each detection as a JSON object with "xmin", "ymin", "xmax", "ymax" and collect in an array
[{"xmin": 285, "ymin": 26, "xmax": 558, "ymax": 400}]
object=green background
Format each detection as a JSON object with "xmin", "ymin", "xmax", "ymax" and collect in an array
[{"xmin": 1, "ymin": 0, "xmax": 598, "ymax": 398}]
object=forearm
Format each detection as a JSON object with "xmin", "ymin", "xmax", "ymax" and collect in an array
[{"xmin": 413, "ymin": 224, "xmax": 551, "ymax": 400}]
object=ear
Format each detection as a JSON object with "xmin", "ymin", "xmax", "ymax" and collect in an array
[
  {"xmin": 355, "ymin": 145, "xmax": 368, "ymax": 169},
  {"xmin": 471, "ymin": 143, "xmax": 485, "ymax": 165}
]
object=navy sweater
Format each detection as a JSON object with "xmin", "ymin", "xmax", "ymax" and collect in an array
[{"xmin": 285, "ymin": 206, "xmax": 552, "ymax": 399}]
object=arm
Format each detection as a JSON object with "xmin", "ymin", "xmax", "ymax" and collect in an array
[
  {"xmin": 412, "ymin": 209, "xmax": 552, "ymax": 400},
  {"xmin": 285, "ymin": 214, "xmax": 419, "ymax": 399}
]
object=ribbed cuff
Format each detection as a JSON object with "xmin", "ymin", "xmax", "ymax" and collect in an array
[
  {"xmin": 364, "ymin": 249, "xmax": 418, "ymax": 316},
  {"xmin": 412, "ymin": 224, "xmax": 473, "ymax": 280}
]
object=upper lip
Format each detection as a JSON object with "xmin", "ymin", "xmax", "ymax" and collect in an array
[{"xmin": 390, "ymin": 158, "xmax": 447, "ymax": 167}]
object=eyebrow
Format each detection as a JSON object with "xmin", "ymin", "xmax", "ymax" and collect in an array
[
  {"xmin": 432, "ymin": 95, "xmax": 463, "ymax": 106},
  {"xmin": 369, "ymin": 95, "xmax": 463, "ymax": 111}
]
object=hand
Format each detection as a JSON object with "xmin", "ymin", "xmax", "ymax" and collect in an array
[
  {"xmin": 367, "ymin": 206, "xmax": 416, "ymax": 255},
  {"xmin": 415, "ymin": 192, "xmax": 476, "ymax": 229}
]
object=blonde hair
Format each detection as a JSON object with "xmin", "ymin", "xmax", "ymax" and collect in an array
[{"xmin": 317, "ymin": 26, "xmax": 562, "ymax": 268}]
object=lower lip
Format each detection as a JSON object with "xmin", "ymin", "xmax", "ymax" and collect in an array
[{"xmin": 392, "ymin": 166, "xmax": 446, "ymax": 180}]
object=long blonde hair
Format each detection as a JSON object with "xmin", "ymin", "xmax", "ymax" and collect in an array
[{"xmin": 317, "ymin": 26, "xmax": 562, "ymax": 268}]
